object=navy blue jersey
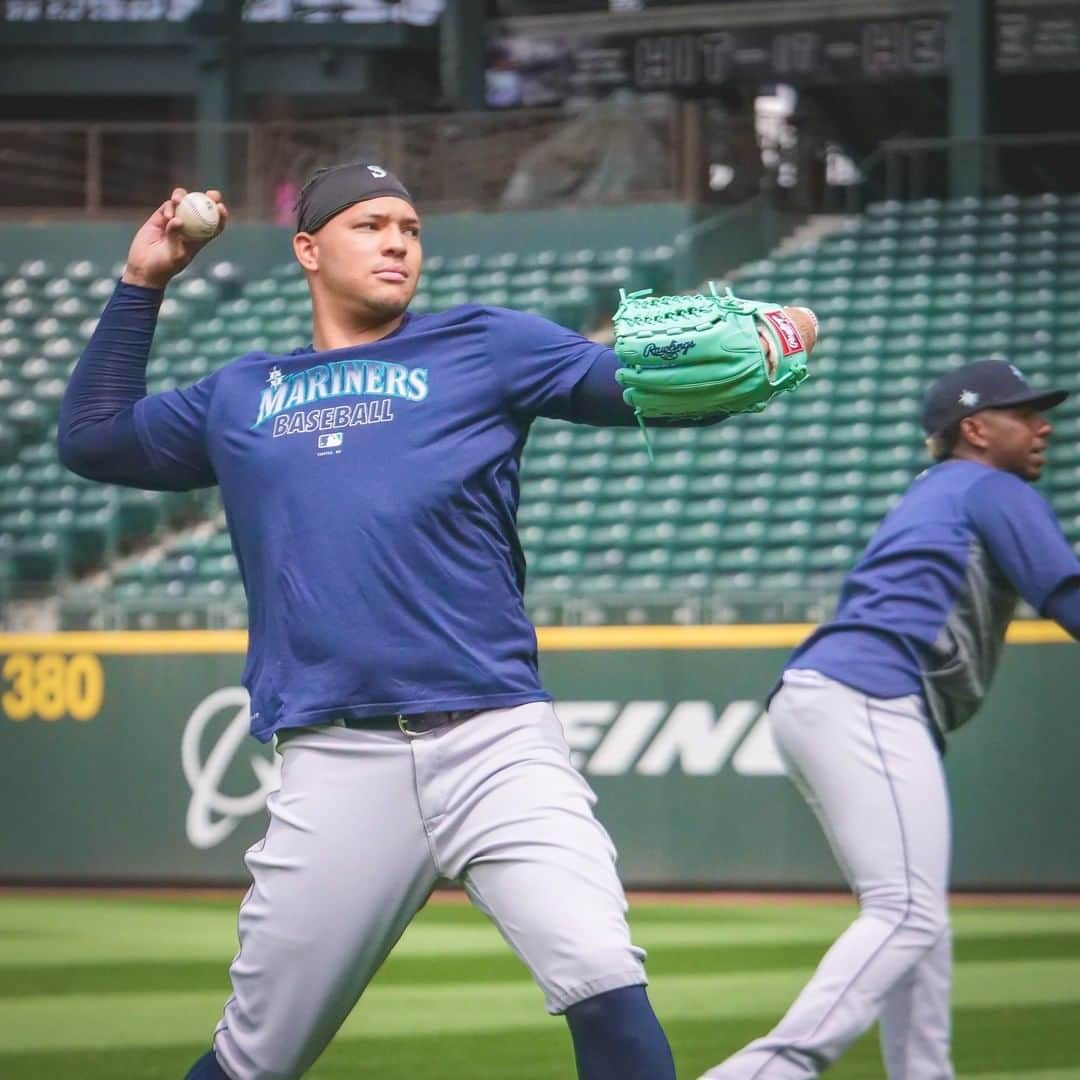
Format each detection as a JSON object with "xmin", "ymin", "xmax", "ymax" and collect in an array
[
  {"xmin": 128, "ymin": 304, "xmax": 615, "ymax": 740},
  {"xmin": 788, "ymin": 459, "xmax": 1080, "ymax": 734}
]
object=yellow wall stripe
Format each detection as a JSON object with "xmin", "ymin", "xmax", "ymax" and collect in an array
[
  {"xmin": 1002, "ymin": 621, "xmax": 1072, "ymax": 644},
  {"xmin": 0, "ymin": 621, "xmax": 1071, "ymax": 654},
  {"xmin": 538, "ymin": 623, "xmax": 815, "ymax": 649},
  {"xmin": 0, "ymin": 630, "xmax": 249, "ymax": 654}
]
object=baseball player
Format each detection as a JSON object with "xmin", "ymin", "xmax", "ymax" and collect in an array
[
  {"xmin": 699, "ymin": 359, "xmax": 1080, "ymax": 1080},
  {"xmin": 57, "ymin": 164, "xmax": 807, "ymax": 1080}
]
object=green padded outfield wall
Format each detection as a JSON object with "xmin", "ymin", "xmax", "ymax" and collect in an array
[{"xmin": 1, "ymin": 624, "xmax": 1077, "ymax": 888}]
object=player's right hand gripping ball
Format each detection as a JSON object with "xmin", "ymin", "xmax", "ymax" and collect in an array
[
  {"xmin": 177, "ymin": 192, "xmax": 221, "ymax": 241},
  {"xmin": 613, "ymin": 284, "xmax": 815, "ymax": 419}
]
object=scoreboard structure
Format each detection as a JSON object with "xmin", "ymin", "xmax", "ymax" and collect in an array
[{"xmin": 486, "ymin": 3, "xmax": 1080, "ymax": 107}]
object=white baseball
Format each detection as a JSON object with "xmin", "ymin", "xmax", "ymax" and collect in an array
[{"xmin": 177, "ymin": 192, "xmax": 220, "ymax": 241}]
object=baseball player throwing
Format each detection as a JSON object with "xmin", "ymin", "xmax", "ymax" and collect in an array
[
  {"xmin": 699, "ymin": 359, "xmax": 1080, "ymax": 1079},
  {"xmin": 57, "ymin": 164, "xmax": 810, "ymax": 1080}
]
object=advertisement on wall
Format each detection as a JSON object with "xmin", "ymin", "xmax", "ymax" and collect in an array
[{"xmin": 2, "ymin": 625, "xmax": 1077, "ymax": 888}]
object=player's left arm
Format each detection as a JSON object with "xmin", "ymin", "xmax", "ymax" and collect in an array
[
  {"xmin": 567, "ymin": 350, "xmax": 730, "ymax": 427},
  {"xmin": 965, "ymin": 471, "xmax": 1080, "ymax": 639},
  {"xmin": 1043, "ymin": 581, "xmax": 1080, "ymax": 640},
  {"xmin": 487, "ymin": 307, "xmax": 724, "ymax": 427}
]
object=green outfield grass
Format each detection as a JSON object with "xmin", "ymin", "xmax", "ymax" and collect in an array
[{"xmin": 2, "ymin": 893, "xmax": 1079, "ymax": 1078}]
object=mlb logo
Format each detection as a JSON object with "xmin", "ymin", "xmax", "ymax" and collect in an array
[{"xmin": 318, "ymin": 432, "xmax": 343, "ymax": 449}]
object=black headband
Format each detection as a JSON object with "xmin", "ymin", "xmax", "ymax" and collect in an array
[{"xmin": 295, "ymin": 163, "xmax": 414, "ymax": 234}]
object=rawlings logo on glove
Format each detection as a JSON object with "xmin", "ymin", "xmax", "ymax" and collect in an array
[
  {"xmin": 613, "ymin": 284, "xmax": 815, "ymax": 451},
  {"xmin": 643, "ymin": 340, "xmax": 697, "ymax": 361}
]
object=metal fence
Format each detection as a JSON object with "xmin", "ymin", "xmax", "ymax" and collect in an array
[
  {"xmin": 0, "ymin": 102, "xmax": 685, "ymax": 218},
  {"xmin": 4, "ymin": 115, "xmax": 1080, "ymax": 220}
]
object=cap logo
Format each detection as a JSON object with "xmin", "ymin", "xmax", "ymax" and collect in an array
[
  {"xmin": 959, "ymin": 390, "xmax": 980, "ymax": 407},
  {"xmin": 1010, "ymin": 364, "xmax": 1024, "ymax": 380},
  {"xmin": 366, "ymin": 165, "xmax": 387, "ymax": 178}
]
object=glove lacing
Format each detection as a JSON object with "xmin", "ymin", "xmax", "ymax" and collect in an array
[{"xmin": 614, "ymin": 282, "xmax": 749, "ymax": 462}]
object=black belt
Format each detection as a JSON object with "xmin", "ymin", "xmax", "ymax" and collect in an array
[{"xmin": 340, "ymin": 709, "xmax": 481, "ymax": 736}]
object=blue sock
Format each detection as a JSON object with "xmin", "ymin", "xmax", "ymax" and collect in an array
[
  {"xmin": 565, "ymin": 985, "xmax": 676, "ymax": 1080},
  {"xmin": 184, "ymin": 1049, "xmax": 230, "ymax": 1079}
]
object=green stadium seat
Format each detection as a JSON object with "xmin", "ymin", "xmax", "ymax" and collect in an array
[
  {"xmin": 0, "ymin": 421, "xmax": 19, "ymax": 464},
  {"xmin": 670, "ymin": 547, "xmax": 716, "ymax": 573},
  {"xmin": 625, "ymin": 548, "xmax": 671, "ymax": 573},
  {"xmin": 808, "ymin": 545, "xmax": 857, "ymax": 572},
  {"xmin": 533, "ymin": 549, "xmax": 583, "ymax": 575},
  {"xmin": 7, "ymin": 400, "xmax": 47, "ymax": 442},
  {"xmin": 473, "ymin": 289, "xmax": 511, "ymax": 308},
  {"xmin": 14, "ymin": 192, "xmax": 1080, "ymax": 625},
  {"xmin": 581, "ymin": 549, "xmax": 626, "ymax": 574},
  {"xmin": 445, "ymin": 253, "xmax": 483, "ymax": 273},
  {"xmin": 65, "ymin": 509, "xmax": 112, "ymax": 568},
  {"xmin": 486, "ymin": 253, "xmax": 520, "ymax": 272},
  {"xmin": 520, "ymin": 251, "xmax": 557, "ymax": 270}
]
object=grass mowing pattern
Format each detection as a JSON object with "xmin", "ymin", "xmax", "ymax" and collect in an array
[{"xmin": 1, "ymin": 895, "xmax": 1078, "ymax": 1078}]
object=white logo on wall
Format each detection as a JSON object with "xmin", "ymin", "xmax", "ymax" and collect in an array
[
  {"xmin": 557, "ymin": 700, "xmax": 784, "ymax": 776},
  {"xmin": 181, "ymin": 692, "xmax": 784, "ymax": 849},
  {"xmin": 181, "ymin": 687, "xmax": 281, "ymax": 849}
]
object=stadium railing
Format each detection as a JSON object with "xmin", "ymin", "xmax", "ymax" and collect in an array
[{"xmin": 849, "ymin": 131, "xmax": 1080, "ymax": 209}]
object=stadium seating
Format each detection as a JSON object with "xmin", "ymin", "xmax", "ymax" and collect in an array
[
  {"xmin": 0, "ymin": 240, "xmax": 674, "ymax": 624},
  {"xmin": 522, "ymin": 193, "xmax": 1080, "ymax": 621},
  {"xmin": 0, "ymin": 261, "xmax": 224, "ymax": 599},
  {"xmin": 2, "ymin": 195, "xmax": 1079, "ymax": 627}
]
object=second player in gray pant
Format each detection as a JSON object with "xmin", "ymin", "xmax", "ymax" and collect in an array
[
  {"xmin": 701, "ymin": 360, "xmax": 1080, "ymax": 1079},
  {"xmin": 707, "ymin": 670, "xmax": 952, "ymax": 1079}
]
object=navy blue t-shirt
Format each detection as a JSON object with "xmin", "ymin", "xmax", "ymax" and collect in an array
[
  {"xmin": 133, "ymin": 305, "xmax": 615, "ymax": 740},
  {"xmin": 788, "ymin": 459, "xmax": 1080, "ymax": 734}
]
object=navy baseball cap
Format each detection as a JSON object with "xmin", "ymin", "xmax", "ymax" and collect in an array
[
  {"xmin": 295, "ymin": 162, "xmax": 413, "ymax": 234},
  {"xmin": 921, "ymin": 359, "xmax": 1068, "ymax": 435}
]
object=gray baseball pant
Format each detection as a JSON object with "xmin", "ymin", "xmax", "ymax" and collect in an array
[
  {"xmin": 703, "ymin": 669, "xmax": 954, "ymax": 1080},
  {"xmin": 212, "ymin": 701, "xmax": 647, "ymax": 1080}
]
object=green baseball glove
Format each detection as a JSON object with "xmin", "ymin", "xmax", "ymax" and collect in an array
[{"xmin": 613, "ymin": 283, "xmax": 811, "ymax": 423}]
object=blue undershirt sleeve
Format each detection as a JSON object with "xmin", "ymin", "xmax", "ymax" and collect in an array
[
  {"xmin": 1044, "ymin": 582, "xmax": 1080, "ymax": 640},
  {"xmin": 567, "ymin": 349, "xmax": 645, "ymax": 426},
  {"xmin": 569, "ymin": 350, "xmax": 730, "ymax": 429},
  {"xmin": 487, "ymin": 307, "xmax": 726, "ymax": 427},
  {"xmin": 965, "ymin": 470, "xmax": 1080, "ymax": 617},
  {"xmin": 58, "ymin": 280, "xmax": 218, "ymax": 491}
]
